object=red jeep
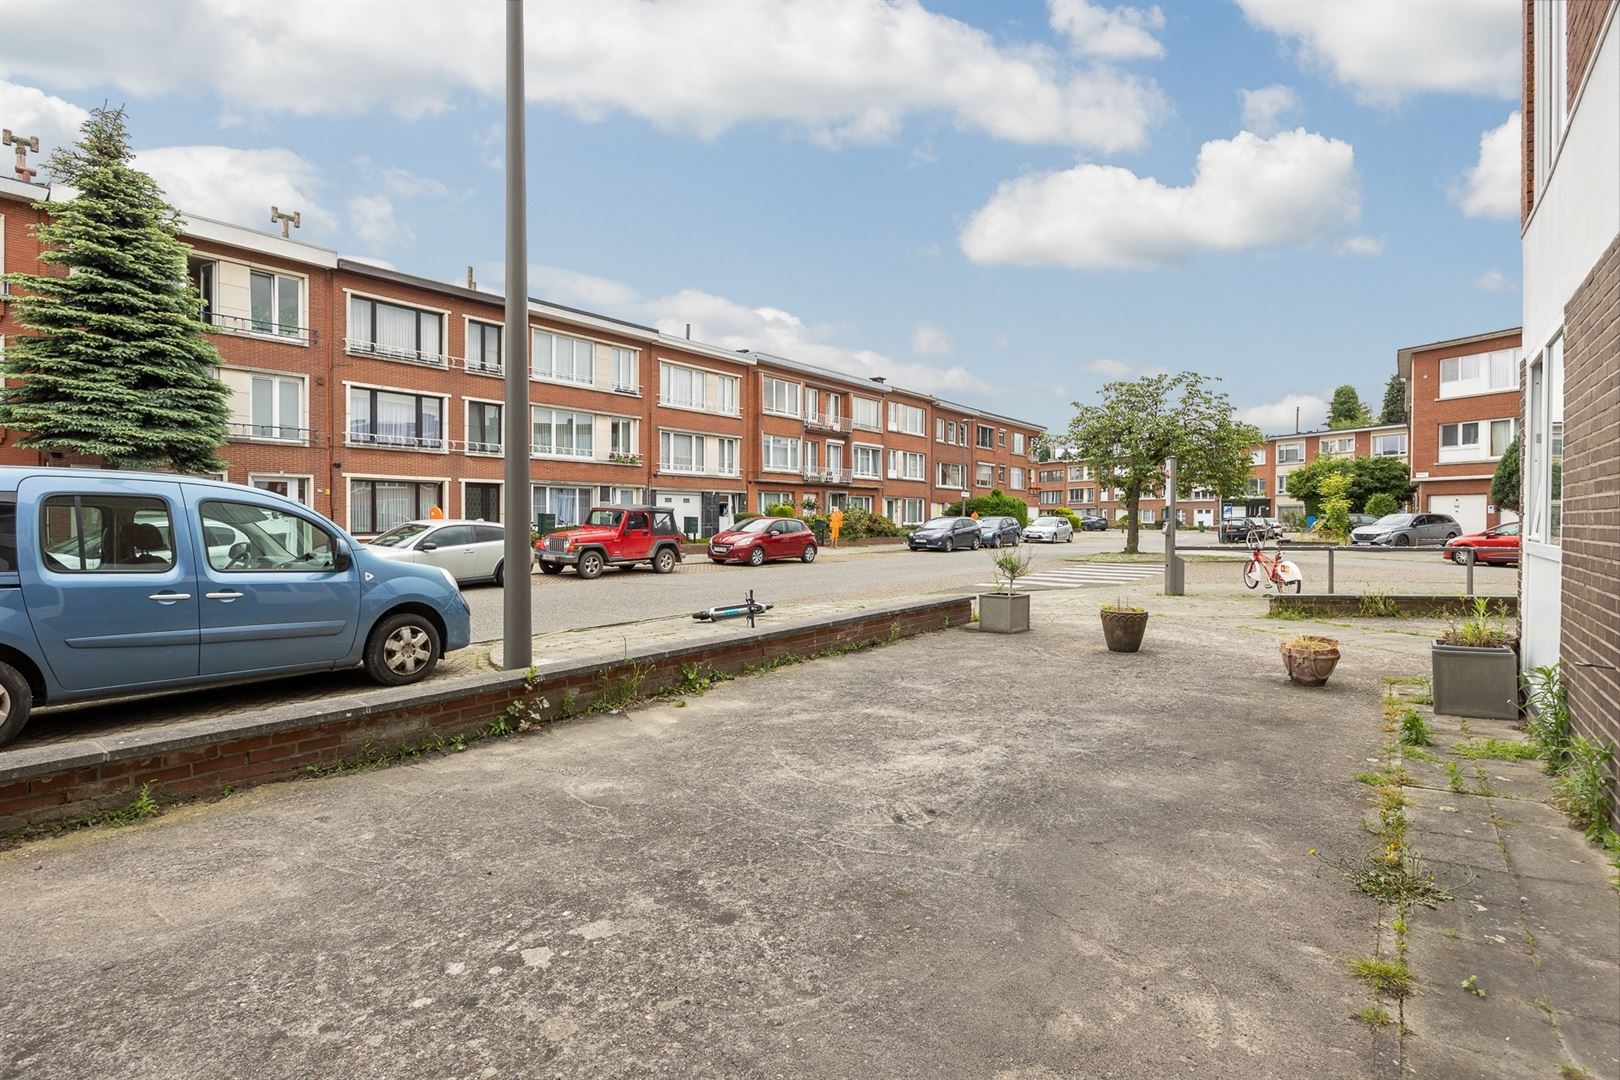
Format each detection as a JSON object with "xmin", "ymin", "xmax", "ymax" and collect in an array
[{"xmin": 535, "ymin": 506, "xmax": 685, "ymax": 579}]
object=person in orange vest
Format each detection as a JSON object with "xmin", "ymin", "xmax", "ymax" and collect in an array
[{"xmin": 829, "ymin": 509, "xmax": 844, "ymax": 546}]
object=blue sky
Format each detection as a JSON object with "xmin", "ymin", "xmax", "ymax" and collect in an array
[{"xmin": 0, "ymin": 0, "xmax": 1523, "ymax": 433}]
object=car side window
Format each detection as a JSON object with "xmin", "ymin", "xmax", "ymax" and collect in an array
[
  {"xmin": 200, "ymin": 500, "xmax": 335, "ymax": 572},
  {"xmin": 429, "ymin": 525, "xmax": 474, "ymax": 547},
  {"xmin": 473, "ymin": 525, "xmax": 504, "ymax": 544},
  {"xmin": 40, "ymin": 494, "xmax": 174, "ymax": 573},
  {"xmin": 626, "ymin": 513, "xmax": 649, "ymax": 532},
  {"xmin": 652, "ymin": 511, "xmax": 677, "ymax": 534},
  {"xmin": 785, "ymin": 521, "xmax": 805, "ymax": 533}
]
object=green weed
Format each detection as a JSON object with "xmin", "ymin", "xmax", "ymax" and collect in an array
[
  {"xmin": 1398, "ymin": 709, "xmax": 1434, "ymax": 748},
  {"xmin": 1460, "ymin": 974, "xmax": 1486, "ymax": 998},
  {"xmin": 1445, "ymin": 761, "xmax": 1465, "ymax": 793},
  {"xmin": 1347, "ymin": 956, "xmax": 1415, "ymax": 999},
  {"xmin": 1450, "ymin": 739, "xmax": 1538, "ymax": 761},
  {"xmin": 1554, "ymin": 737, "xmax": 1617, "ymax": 839},
  {"xmin": 1352, "ymin": 1005, "xmax": 1394, "ymax": 1026}
]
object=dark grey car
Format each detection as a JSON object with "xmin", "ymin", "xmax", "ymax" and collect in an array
[
  {"xmin": 908, "ymin": 516, "xmax": 982, "ymax": 552},
  {"xmin": 1351, "ymin": 513, "xmax": 1461, "ymax": 547},
  {"xmin": 977, "ymin": 515, "xmax": 1022, "ymax": 547}
]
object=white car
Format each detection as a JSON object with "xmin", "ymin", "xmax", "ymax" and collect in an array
[
  {"xmin": 1022, "ymin": 515, "xmax": 1075, "ymax": 543},
  {"xmin": 365, "ymin": 519, "xmax": 513, "ymax": 585}
]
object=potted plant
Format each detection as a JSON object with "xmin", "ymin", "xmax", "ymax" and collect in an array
[
  {"xmin": 1280, "ymin": 635, "xmax": 1340, "ymax": 686},
  {"xmin": 1432, "ymin": 598, "xmax": 1518, "ymax": 719},
  {"xmin": 1100, "ymin": 601, "xmax": 1148, "ymax": 652},
  {"xmin": 979, "ymin": 548, "xmax": 1033, "ymax": 634}
]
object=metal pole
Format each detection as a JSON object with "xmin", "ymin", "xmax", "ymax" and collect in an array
[
  {"xmin": 1164, "ymin": 456, "xmax": 1183, "ymax": 595},
  {"xmin": 1465, "ymin": 548, "xmax": 1475, "ymax": 597},
  {"xmin": 1327, "ymin": 547, "xmax": 1335, "ymax": 595},
  {"xmin": 502, "ymin": 0, "xmax": 532, "ymax": 669}
]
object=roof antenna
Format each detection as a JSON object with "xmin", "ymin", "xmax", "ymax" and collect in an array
[
  {"xmin": 269, "ymin": 206, "xmax": 301, "ymax": 239},
  {"xmin": 2, "ymin": 130, "xmax": 40, "ymax": 183}
]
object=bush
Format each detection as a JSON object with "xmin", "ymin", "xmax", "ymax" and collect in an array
[
  {"xmin": 819, "ymin": 506, "xmax": 904, "ymax": 540},
  {"xmin": 1364, "ymin": 492, "xmax": 1399, "ymax": 518},
  {"xmin": 941, "ymin": 488, "xmax": 1030, "ymax": 527},
  {"xmin": 1318, "ymin": 473, "xmax": 1353, "ymax": 542},
  {"xmin": 1049, "ymin": 507, "xmax": 1081, "ymax": 530},
  {"xmin": 804, "ymin": 513, "xmax": 830, "ymax": 544},
  {"xmin": 764, "ymin": 502, "xmax": 797, "ymax": 518},
  {"xmin": 733, "ymin": 511, "xmax": 760, "ymax": 524}
]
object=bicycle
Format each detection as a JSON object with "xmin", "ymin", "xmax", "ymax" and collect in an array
[{"xmin": 1243, "ymin": 531, "xmax": 1303, "ymax": 593}]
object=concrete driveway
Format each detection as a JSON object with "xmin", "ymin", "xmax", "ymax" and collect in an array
[{"xmin": 0, "ymin": 586, "xmax": 1419, "ymax": 1079}]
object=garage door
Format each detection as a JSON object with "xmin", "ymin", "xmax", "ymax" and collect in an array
[{"xmin": 1429, "ymin": 494, "xmax": 1486, "ymax": 534}]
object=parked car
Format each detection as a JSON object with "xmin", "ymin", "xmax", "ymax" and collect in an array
[
  {"xmin": 1348, "ymin": 513, "xmax": 1380, "ymax": 529},
  {"xmin": 908, "ymin": 517, "xmax": 982, "ymax": 551},
  {"xmin": 977, "ymin": 515, "xmax": 1022, "ymax": 548},
  {"xmin": 1257, "ymin": 517, "xmax": 1286, "ymax": 538},
  {"xmin": 366, "ymin": 519, "xmax": 515, "ymax": 585},
  {"xmin": 535, "ymin": 506, "xmax": 685, "ymax": 578},
  {"xmin": 1351, "ymin": 513, "xmax": 1462, "ymax": 548},
  {"xmin": 709, "ymin": 517, "xmax": 817, "ymax": 565},
  {"xmin": 1079, "ymin": 514, "xmax": 1108, "ymax": 532},
  {"xmin": 1219, "ymin": 517, "xmax": 1266, "ymax": 543},
  {"xmin": 0, "ymin": 467, "xmax": 472, "ymax": 747},
  {"xmin": 1442, "ymin": 521, "xmax": 1521, "ymax": 565},
  {"xmin": 1022, "ymin": 515, "xmax": 1075, "ymax": 543}
]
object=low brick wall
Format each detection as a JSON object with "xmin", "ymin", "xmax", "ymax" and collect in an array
[
  {"xmin": 0, "ymin": 596, "xmax": 971, "ymax": 836},
  {"xmin": 1269, "ymin": 594, "xmax": 1520, "ymax": 618}
]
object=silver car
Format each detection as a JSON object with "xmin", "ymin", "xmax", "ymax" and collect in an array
[
  {"xmin": 366, "ymin": 519, "xmax": 514, "ymax": 585},
  {"xmin": 1022, "ymin": 515, "xmax": 1075, "ymax": 543},
  {"xmin": 1350, "ymin": 512, "xmax": 1461, "ymax": 548}
]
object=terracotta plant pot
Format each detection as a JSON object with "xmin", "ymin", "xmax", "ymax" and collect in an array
[
  {"xmin": 1280, "ymin": 636, "xmax": 1341, "ymax": 686},
  {"xmin": 1100, "ymin": 608, "xmax": 1149, "ymax": 653}
]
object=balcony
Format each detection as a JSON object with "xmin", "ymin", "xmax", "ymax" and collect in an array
[
  {"xmin": 802, "ymin": 465, "xmax": 854, "ymax": 484},
  {"xmin": 346, "ymin": 428, "xmax": 445, "ymax": 451},
  {"xmin": 659, "ymin": 394, "xmax": 738, "ymax": 416},
  {"xmin": 659, "ymin": 460, "xmax": 739, "ymax": 478},
  {"xmin": 803, "ymin": 411, "xmax": 849, "ymax": 433},
  {"xmin": 203, "ymin": 310, "xmax": 314, "ymax": 345},
  {"xmin": 453, "ymin": 439, "xmax": 504, "ymax": 456},
  {"xmin": 226, "ymin": 421, "xmax": 314, "ymax": 444},
  {"xmin": 345, "ymin": 338, "xmax": 450, "ymax": 368}
]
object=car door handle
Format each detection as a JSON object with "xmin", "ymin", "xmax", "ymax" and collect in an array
[
  {"xmin": 148, "ymin": 592, "xmax": 192, "ymax": 603},
  {"xmin": 205, "ymin": 590, "xmax": 245, "ymax": 601}
]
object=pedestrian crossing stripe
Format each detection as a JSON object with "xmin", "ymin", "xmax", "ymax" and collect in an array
[{"xmin": 975, "ymin": 563, "xmax": 1161, "ymax": 590}]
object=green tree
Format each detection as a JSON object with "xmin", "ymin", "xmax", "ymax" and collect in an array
[
  {"xmin": 1032, "ymin": 434, "xmax": 1054, "ymax": 463},
  {"xmin": 1378, "ymin": 374, "xmax": 1407, "ymax": 425},
  {"xmin": 942, "ymin": 488, "xmax": 1030, "ymax": 526},
  {"xmin": 1328, "ymin": 385, "xmax": 1373, "ymax": 429},
  {"xmin": 1285, "ymin": 455, "xmax": 1413, "ymax": 517},
  {"xmin": 1490, "ymin": 435, "xmax": 1520, "ymax": 513},
  {"xmin": 1061, "ymin": 372, "xmax": 1260, "ymax": 554},
  {"xmin": 1364, "ymin": 492, "xmax": 1399, "ymax": 518},
  {"xmin": 1318, "ymin": 473, "xmax": 1353, "ymax": 542},
  {"xmin": 0, "ymin": 106, "xmax": 229, "ymax": 471}
]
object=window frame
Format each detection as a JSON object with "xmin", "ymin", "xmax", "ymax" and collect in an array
[
  {"xmin": 346, "ymin": 292, "xmax": 448, "ymax": 366},
  {"xmin": 38, "ymin": 493, "xmax": 177, "ymax": 574},
  {"xmin": 346, "ymin": 383, "xmax": 448, "ymax": 451}
]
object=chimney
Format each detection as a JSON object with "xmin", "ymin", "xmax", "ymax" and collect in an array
[
  {"xmin": 465, "ymin": 266, "xmax": 477, "ymax": 290},
  {"xmin": 1294, "ymin": 406, "xmax": 1300, "ymax": 434},
  {"xmin": 685, "ymin": 323, "xmax": 691, "ymax": 340}
]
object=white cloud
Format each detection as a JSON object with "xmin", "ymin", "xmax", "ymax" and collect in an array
[
  {"xmin": 1239, "ymin": 84, "xmax": 1300, "ymax": 136},
  {"xmin": 517, "ymin": 263, "xmax": 992, "ymax": 396},
  {"xmin": 1085, "ymin": 358, "xmax": 1131, "ymax": 376},
  {"xmin": 1048, "ymin": 0, "xmax": 1165, "ymax": 60},
  {"xmin": 135, "ymin": 146, "xmax": 335, "ymax": 233},
  {"xmin": 0, "ymin": 79, "xmax": 88, "ymax": 173},
  {"xmin": 1335, "ymin": 234, "xmax": 1383, "ymax": 257},
  {"xmin": 959, "ymin": 128, "xmax": 1360, "ymax": 270},
  {"xmin": 1236, "ymin": 393, "xmax": 1327, "ymax": 433},
  {"xmin": 1236, "ymin": 0, "xmax": 1520, "ymax": 105},
  {"xmin": 1474, "ymin": 269, "xmax": 1515, "ymax": 292},
  {"xmin": 910, "ymin": 323, "xmax": 953, "ymax": 356},
  {"xmin": 2, "ymin": 0, "xmax": 1166, "ymax": 153},
  {"xmin": 1455, "ymin": 111, "xmax": 1520, "ymax": 219},
  {"xmin": 344, "ymin": 159, "xmax": 460, "ymax": 251},
  {"xmin": 991, "ymin": 331, "xmax": 1010, "ymax": 350},
  {"xmin": 346, "ymin": 194, "xmax": 406, "ymax": 251}
]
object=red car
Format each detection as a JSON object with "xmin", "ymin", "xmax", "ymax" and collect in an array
[
  {"xmin": 535, "ymin": 506, "xmax": 686, "ymax": 579},
  {"xmin": 708, "ymin": 517, "xmax": 818, "ymax": 566},
  {"xmin": 1442, "ymin": 521, "xmax": 1521, "ymax": 566}
]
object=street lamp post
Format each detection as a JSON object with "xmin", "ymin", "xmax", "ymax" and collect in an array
[{"xmin": 502, "ymin": 0, "xmax": 533, "ymax": 669}]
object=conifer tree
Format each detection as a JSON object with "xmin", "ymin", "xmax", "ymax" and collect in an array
[
  {"xmin": 0, "ymin": 106, "xmax": 229, "ymax": 471},
  {"xmin": 1379, "ymin": 374, "xmax": 1406, "ymax": 425}
]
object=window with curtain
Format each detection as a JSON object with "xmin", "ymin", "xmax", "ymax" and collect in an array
[
  {"xmin": 466, "ymin": 402, "xmax": 502, "ymax": 454},
  {"xmin": 660, "ymin": 363, "xmax": 703, "ymax": 409},
  {"xmin": 531, "ymin": 408, "xmax": 595, "ymax": 458},
  {"xmin": 348, "ymin": 296, "xmax": 444, "ymax": 363},
  {"xmin": 852, "ymin": 397, "xmax": 880, "ymax": 430},
  {"xmin": 532, "ymin": 330, "xmax": 596, "ymax": 383},
  {"xmin": 612, "ymin": 347, "xmax": 638, "ymax": 391},
  {"xmin": 348, "ymin": 388, "xmax": 443, "ymax": 448},
  {"xmin": 467, "ymin": 321, "xmax": 502, "ymax": 374},
  {"xmin": 248, "ymin": 375, "xmax": 302, "ymax": 440},
  {"xmin": 350, "ymin": 480, "xmax": 442, "ymax": 534},
  {"xmin": 660, "ymin": 431, "xmax": 704, "ymax": 472}
]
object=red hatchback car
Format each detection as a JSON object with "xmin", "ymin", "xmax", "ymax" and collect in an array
[
  {"xmin": 1442, "ymin": 520, "xmax": 1521, "ymax": 565},
  {"xmin": 708, "ymin": 517, "xmax": 818, "ymax": 566}
]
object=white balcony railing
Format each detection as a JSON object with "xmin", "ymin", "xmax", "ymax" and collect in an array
[
  {"xmin": 803, "ymin": 411, "xmax": 849, "ymax": 433},
  {"xmin": 203, "ymin": 310, "xmax": 313, "ymax": 344},
  {"xmin": 226, "ymin": 421, "xmax": 313, "ymax": 443},
  {"xmin": 659, "ymin": 460, "xmax": 740, "ymax": 478},
  {"xmin": 346, "ymin": 429, "xmax": 445, "ymax": 451},
  {"xmin": 345, "ymin": 338, "xmax": 451, "ymax": 367},
  {"xmin": 658, "ymin": 394, "xmax": 739, "ymax": 416},
  {"xmin": 802, "ymin": 466, "xmax": 854, "ymax": 484}
]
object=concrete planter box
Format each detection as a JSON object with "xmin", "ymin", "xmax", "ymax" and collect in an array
[
  {"xmin": 1431, "ymin": 642, "xmax": 1519, "ymax": 720},
  {"xmin": 978, "ymin": 592, "xmax": 1030, "ymax": 634}
]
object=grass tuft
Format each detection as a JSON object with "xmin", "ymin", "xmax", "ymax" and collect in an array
[{"xmin": 1348, "ymin": 956, "xmax": 1415, "ymax": 999}]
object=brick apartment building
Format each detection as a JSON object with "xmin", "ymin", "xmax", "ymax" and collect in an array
[
  {"xmin": 1397, "ymin": 328, "xmax": 1523, "ymax": 535},
  {"xmin": 1520, "ymin": 0, "xmax": 1619, "ymax": 805},
  {"xmin": 0, "ymin": 175, "xmax": 1042, "ymax": 537},
  {"xmin": 1262, "ymin": 421, "xmax": 1411, "ymax": 518}
]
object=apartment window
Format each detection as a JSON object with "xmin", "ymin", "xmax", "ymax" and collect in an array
[
  {"xmin": 350, "ymin": 480, "xmax": 443, "ymax": 534},
  {"xmin": 762, "ymin": 435, "xmax": 801, "ymax": 472},
  {"xmin": 1438, "ymin": 349, "xmax": 1520, "ymax": 398},
  {"xmin": 997, "ymin": 464, "xmax": 1007, "ymax": 484},
  {"xmin": 718, "ymin": 374, "xmax": 739, "ymax": 415},
  {"xmin": 250, "ymin": 475, "xmax": 311, "ymax": 505},
  {"xmin": 533, "ymin": 486, "xmax": 595, "ymax": 527},
  {"xmin": 532, "ymin": 330, "xmax": 596, "ymax": 384},
  {"xmin": 1068, "ymin": 488, "xmax": 1093, "ymax": 503},
  {"xmin": 888, "ymin": 402, "xmax": 925, "ymax": 436},
  {"xmin": 886, "ymin": 450, "xmax": 924, "ymax": 481},
  {"xmin": 348, "ymin": 295, "xmax": 444, "ymax": 363},
  {"xmin": 251, "ymin": 271, "xmax": 303, "ymax": 338},
  {"xmin": 956, "ymin": 423, "xmax": 967, "ymax": 447},
  {"xmin": 937, "ymin": 462, "xmax": 967, "ymax": 488},
  {"xmin": 465, "ymin": 401, "xmax": 502, "ymax": 454},
  {"xmin": 848, "ymin": 495, "xmax": 873, "ymax": 512},
  {"xmin": 1534, "ymin": 0, "xmax": 1568, "ymax": 196},
  {"xmin": 611, "ymin": 347, "xmax": 638, "ymax": 392},
  {"xmin": 852, "ymin": 396, "xmax": 881, "ymax": 431},
  {"xmin": 467, "ymin": 321, "xmax": 502, "ymax": 375},
  {"xmin": 1246, "ymin": 478, "xmax": 1266, "ymax": 497},
  {"xmin": 244, "ymin": 375, "xmax": 302, "ymax": 440},
  {"xmin": 465, "ymin": 482, "xmax": 501, "ymax": 522},
  {"xmin": 717, "ymin": 438, "xmax": 738, "ymax": 476},
  {"xmin": 532, "ymin": 407, "xmax": 594, "ymax": 458},
  {"xmin": 1489, "ymin": 418, "xmax": 1517, "ymax": 456},
  {"xmin": 1009, "ymin": 467, "xmax": 1025, "ymax": 491},
  {"xmin": 660, "ymin": 431, "xmax": 705, "ymax": 473},
  {"xmin": 1248, "ymin": 449, "xmax": 1266, "ymax": 466},
  {"xmin": 759, "ymin": 492, "xmax": 794, "ymax": 513},
  {"xmin": 1526, "ymin": 339, "xmax": 1564, "ymax": 544},
  {"xmin": 998, "ymin": 429, "xmax": 1005, "ymax": 447},
  {"xmin": 1320, "ymin": 436, "xmax": 1355, "ymax": 456},
  {"xmin": 884, "ymin": 498, "xmax": 925, "ymax": 526},
  {"xmin": 852, "ymin": 444, "xmax": 881, "ymax": 478},
  {"xmin": 1276, "ymin": 442, "xmax": 1304, "ymax": 465},
  {"xmin": 936, "ymin": 418, "xmax": 946, "ymax": 442},
  {"xmin": 609, "ymin": 418, "xmax": 637, "ymax": 457},
  {"xmin": 1371, "ymin": 433, "xmax": 1407, "ymax": 457},
  {"xmin": 660, "ymin": 362, "xmax": 703, "ymax": 409},
  {"xmin": 348, "ymin": 387, "xmax": 443, "ymax": 449},
  {"xmin": 762, "ymin": 376, "xmax": 801, "ymax": 417},
  {"xmin": 1039, "ymin": 491, "xmax": 1062, "ymax": 506},
  {"xmin": 1069, "ymin": 466, "xmax": 1088, "ymax": 481},
  {"xmin": 1012, "ymin": 433, "xmax": 1025, "ymax": 455},
  {"xmin": 975, "ymin": 462, "xmax": 993, "ymax": 487},
  {"xmin": 976, "ymin": 424, "xmax": 994, "ymax": 449}
]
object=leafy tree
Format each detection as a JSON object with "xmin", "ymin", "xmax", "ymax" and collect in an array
[
  {"xmin": 1379, "ymin": 374, "xmax": 1407, "ymax": 425},
  {"xmin": 942, "ymin": 488, "xmax": 1030, "ymax": 526},
  {"xmin": 1328, "ymin": 385, "xmax": 1373, "ymax": 429},
  {"xmin": 1364, "ymin": 492, "xmax": 1399, "ymax": 518},
  {"xmin": 1285, "ymin": 455, "xmax": 1414, "ymax": 517},
  {"xmin": 1318, "ymin": 473, "xmax": 1353, "ymax": 542},
  {"xmin": 1032, "ymin": 434, "xmax": 1054, "ymax": 463},
  {"xmin": 1061, "ymin": 372, "xmax": 1260, "ymax": 554},
  {"xmin": 1490, "ymin": 435, "xmax": 1520, "ymax": 512},
  {"xmin": 0, "ymin": 106, "xmax": 229, "ymax": 471}
]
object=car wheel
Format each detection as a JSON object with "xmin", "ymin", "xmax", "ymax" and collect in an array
[
  {"xmin": 1451, "ymin": 548, "xmax": 1469, "ymax": 565},
  {"xmin": 970, "ymin": 535, "xmax": 980, "ymax": 551},
  {"xmin": 945, "ymin": 537, "xmax": 955, "ymax": 552},
  {"xmin": 748, "ymin": 546, "xmax": 766, "ymax": 566},
  {"xmin": 578, "ymin": 550, "xmax": 605, "ymax": 579},
  {"xmin": 492, "ymin": 560, "xmax": 505, "ymax": 587},
  {"xmin": 653, "ymin": 547, "xmax": 677, "ymax": 574},
  {"xmin": 364, "ymin": 612, "xmax": 442, "ymax": 686},
  {"xmin": 802, "ymin": 543, "xmax": 817, "ymax": 563},
  {"xmin": 539, "ymin": 561, "xmax": 563, "ymax": 575},
  {"xmin": 1394, "ymin": 534, "xmax": 1411, "ymax": 547},
  {"xmin": 0, "ymin": 661, "xmax": 35, "ymax": 749},
  {"xmin": 1065, "ymin": 531, "xmax": 1073, "ymax": 543}
]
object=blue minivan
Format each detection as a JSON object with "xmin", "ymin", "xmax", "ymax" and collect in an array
[{"xmin": 0, "ymin": 467, "xmax": 472, "ymax": 747}]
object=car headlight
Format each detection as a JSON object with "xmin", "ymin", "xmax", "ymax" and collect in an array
[{"xmin": 564, "ymin": 539, "xmax": 576, "ymax": 552}]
